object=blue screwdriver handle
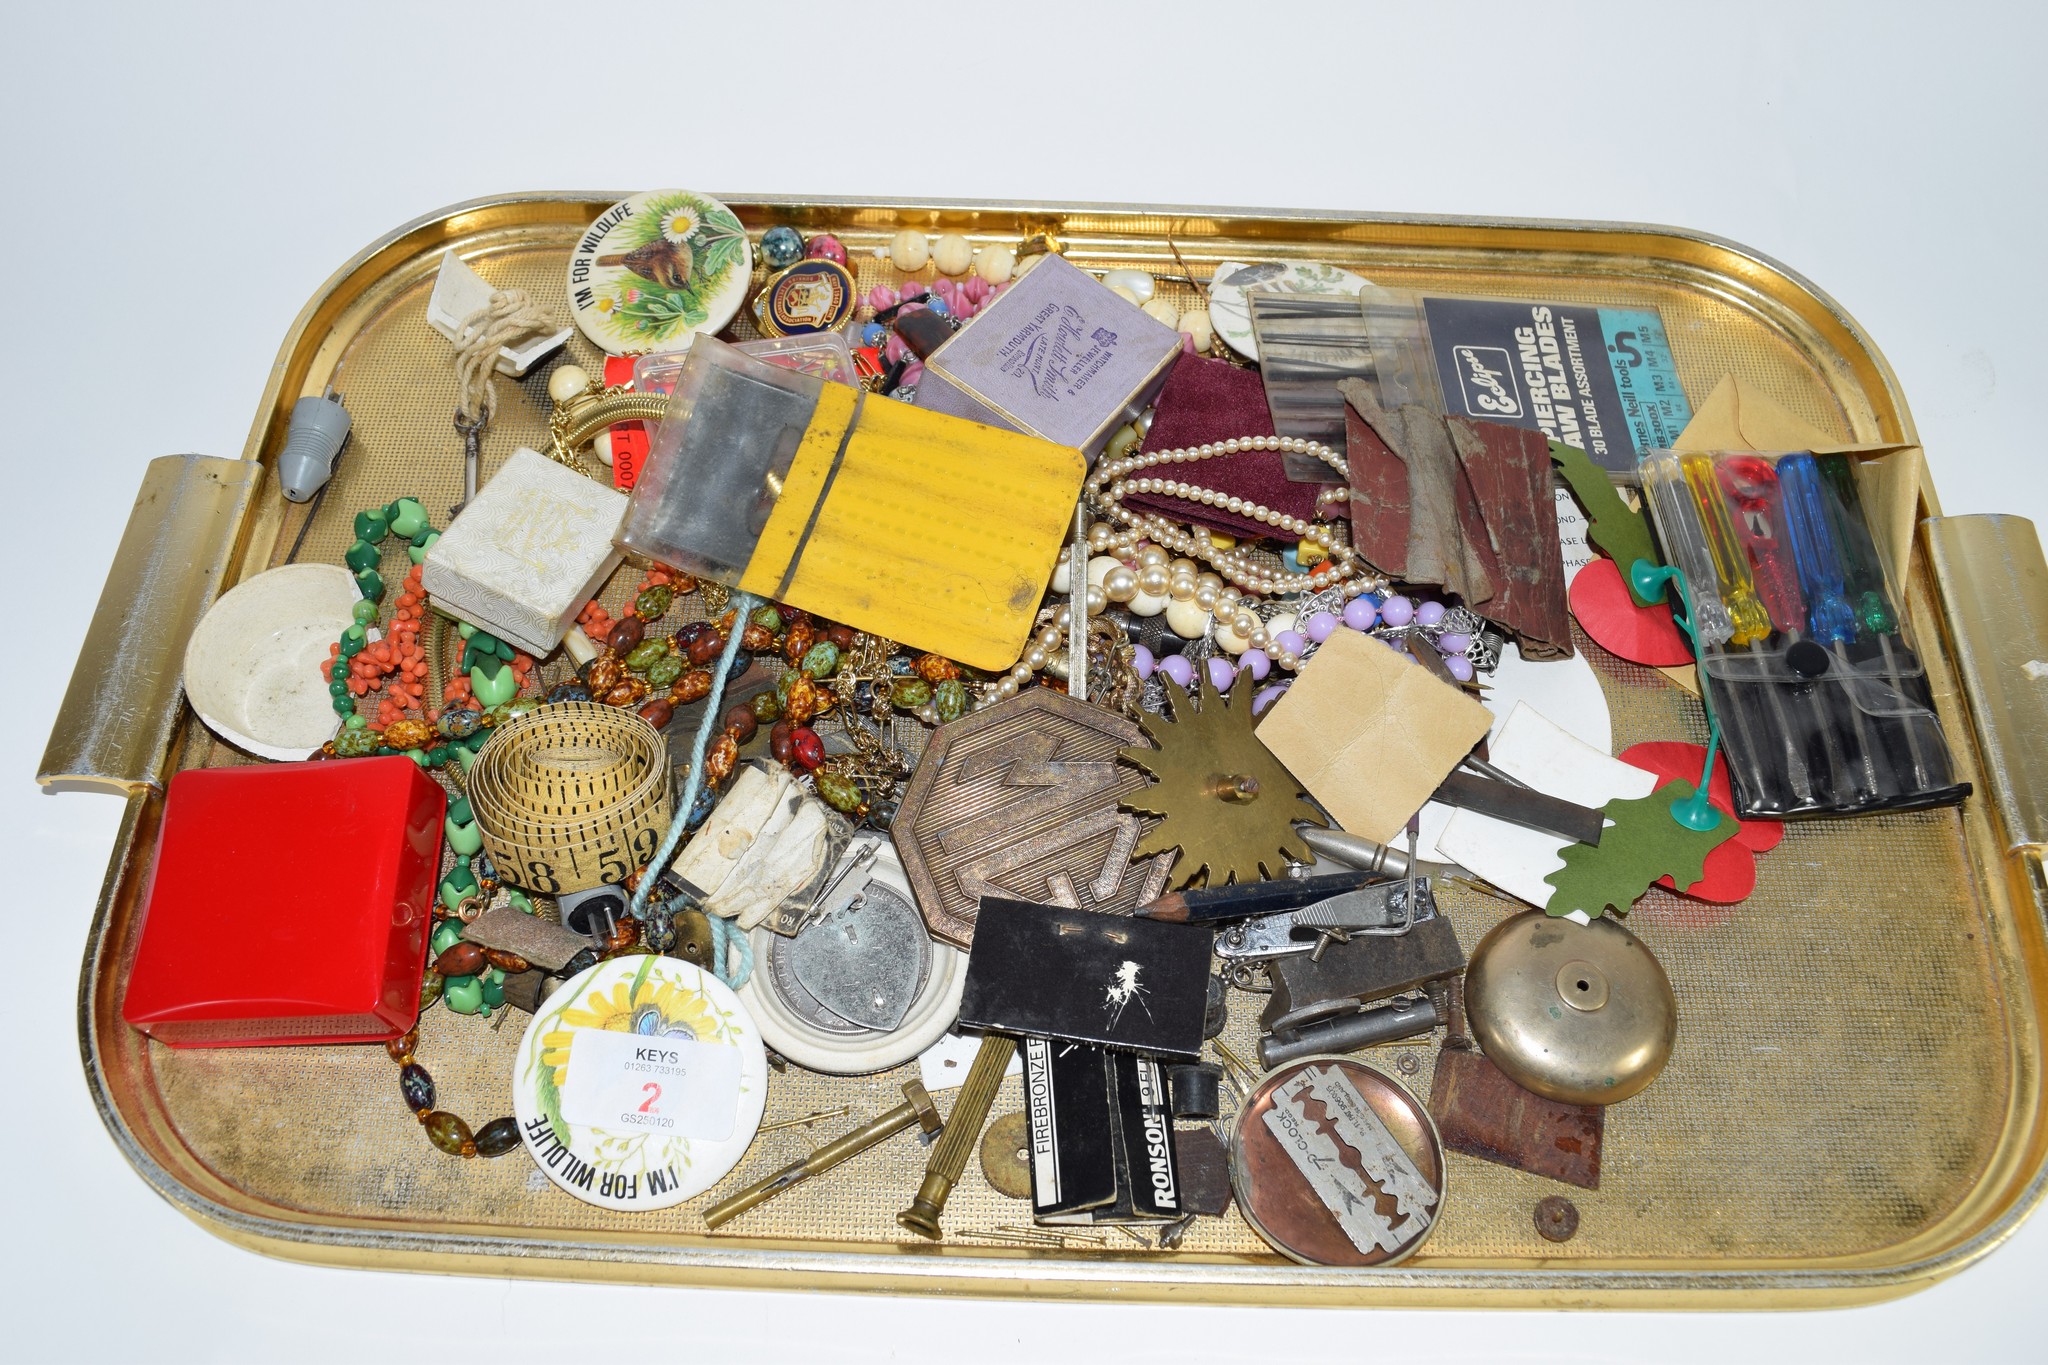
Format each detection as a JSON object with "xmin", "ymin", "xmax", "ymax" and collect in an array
[{"xmin": 1778, "ymin": 453, "xmax": 1858, "ymax": 645}]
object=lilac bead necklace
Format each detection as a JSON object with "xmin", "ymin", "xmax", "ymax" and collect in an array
[{"xmin": 1131, "ymin": 585, "xmax": 1487, "ymax": 714}]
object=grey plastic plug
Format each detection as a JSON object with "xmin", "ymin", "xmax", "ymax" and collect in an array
[{"xmin": 277, "ymin": 390, "xmax": 351, "ymax": 502}]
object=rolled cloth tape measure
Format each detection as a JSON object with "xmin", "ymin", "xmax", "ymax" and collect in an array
[
  {"xmin": 469, "ymin": 702, "xmax": 674, "ymax": 895},
  {"xmin": 469, "ymin": 736, "xmax": 667, "ymax": 847}
]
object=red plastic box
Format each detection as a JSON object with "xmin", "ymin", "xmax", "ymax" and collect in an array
[{"xmin": 123, "ymin": 757, "xmax": 446, "ymax": 1047}]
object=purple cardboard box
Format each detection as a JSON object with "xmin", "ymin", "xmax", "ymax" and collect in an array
[{"xmin": 914, "ymin": 253, "xmax": 1181, "ymax": 461}]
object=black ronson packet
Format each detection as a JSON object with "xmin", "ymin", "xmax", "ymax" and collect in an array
[
  {"xmin": 1023, "ymin": 1037, "xmax": 1181, "ymax": 1223},
  {"xmin": 959, "ymin": 897, "xmax": 1212, "ymax": 1061}
]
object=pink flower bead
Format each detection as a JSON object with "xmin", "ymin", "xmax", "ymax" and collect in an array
[
  {"xmin": 900, "ymin": 361, "xmax": 924, "ymax": 387},
  {"xmin": 866, "ymin": 286, "xmax": 899, "ymax": 312}
]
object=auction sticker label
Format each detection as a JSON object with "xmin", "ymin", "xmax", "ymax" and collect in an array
[
  {"xmin": 559, "ymin": 1029, "xmax": 742, "ymax": 1141},
  {"xmin": 514, "ymin": 956, "xmax": 766, "ymax": 1212}
]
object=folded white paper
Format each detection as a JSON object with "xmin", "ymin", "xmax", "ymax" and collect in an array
[{"xmin": 1435, "ymin": 702, "xmax": 1657, "ymax": 913}]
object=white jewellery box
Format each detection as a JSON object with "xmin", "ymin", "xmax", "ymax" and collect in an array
[{"xmin": 422, "ymin": 447, "xmax": 627, "ymax": 656}]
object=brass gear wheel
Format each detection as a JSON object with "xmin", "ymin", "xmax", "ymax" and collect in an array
[{"xmin": 1119, "ymin": 675, "xmax": 1320, "ymax": 889}]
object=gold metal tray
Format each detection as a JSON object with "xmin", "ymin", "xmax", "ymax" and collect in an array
[{"xmin": 44, "ymin": 194, "xmax": 2048, "ymax": 1308}]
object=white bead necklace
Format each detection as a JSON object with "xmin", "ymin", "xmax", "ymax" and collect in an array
[{"xmin": 1084, "ymin": 435, "xmax": 1372, "ymax": 600}]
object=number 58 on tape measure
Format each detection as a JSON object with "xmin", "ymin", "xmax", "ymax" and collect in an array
[{"xmin": 467, "ymin": 702, "xmax": 674, "ymax": 895}]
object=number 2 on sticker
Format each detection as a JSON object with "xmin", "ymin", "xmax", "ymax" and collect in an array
[{"xmin": 638, "ymin": 1083, "xmax": 661, "ymax": 1114}]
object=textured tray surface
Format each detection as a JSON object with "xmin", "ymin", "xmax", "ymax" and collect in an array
[{"xmin": 90, "ymin": 197, "xmax": 2028, "ymax": 1301}]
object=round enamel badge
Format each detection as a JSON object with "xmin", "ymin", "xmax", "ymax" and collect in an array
[
  {"xmin": 566, "ymin": 190, "xmax": 753, "ymax": 355},
  {"xmin": 754, "ymin": 258, "xmax": 857, "ymax": 336},
  {"xmin": 513, "ymin": 954, "xmax": 766, "ymax": 1211}
]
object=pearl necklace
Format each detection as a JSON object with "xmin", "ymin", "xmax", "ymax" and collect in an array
[{"xmin": 1084, "ymin": 435, "xmax": 1372, "ymax": 599}]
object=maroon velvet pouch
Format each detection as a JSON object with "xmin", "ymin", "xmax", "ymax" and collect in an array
[{"xmin": 1125, "ymin": 355, "xmax": 1323, "ymax": 540}]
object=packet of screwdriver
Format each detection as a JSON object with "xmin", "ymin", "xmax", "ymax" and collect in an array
[{"xmin": 1637, "ymin": 447, "xmax": 1969, "ymax": 817}]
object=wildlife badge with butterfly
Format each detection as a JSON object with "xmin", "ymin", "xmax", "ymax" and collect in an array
[{"xmin": 565, "ymin": 188, "xmax": 754, "ymax": 354}]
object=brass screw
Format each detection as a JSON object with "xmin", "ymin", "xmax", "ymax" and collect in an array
[
  {"xmin": 1209, "ymin": 774, "xmax": 1261, "ymax": 803},
  {"xmin": 1211, "ymin": 1037, "xmax": 1260, "ymax": 1093}
]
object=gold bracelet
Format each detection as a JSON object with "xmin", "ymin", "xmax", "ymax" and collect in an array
[{"xmin": 547, "ymin": 382, "xmax": 670, "ymax": 470}]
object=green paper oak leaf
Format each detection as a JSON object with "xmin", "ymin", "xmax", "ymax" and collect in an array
[
  {"xmin": 1549, "ymin": 440, "xmax": 1660, "ymax": 606},
  {"xmin": 1543, "ymin": 780, "xmax": 1738, "ymax": 918}
]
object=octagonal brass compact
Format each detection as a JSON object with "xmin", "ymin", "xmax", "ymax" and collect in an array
[{"xmin": 891, "ymin": 689, "xmax": 1174, "ymax": 948}]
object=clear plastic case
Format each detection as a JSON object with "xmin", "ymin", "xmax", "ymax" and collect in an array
[
  {"xmin": 615, "ymin": 334, "xmax": 1085, "ymax": 669},
  {"xmin": 632, "ymin": 331, "xmax": 859, "ymax": 396},
  {"xmin": 617, "ymin": 336, "xmax": 824, "ymax": 583}
]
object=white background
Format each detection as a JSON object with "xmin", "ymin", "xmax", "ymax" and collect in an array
[{"xmin": 6, "ymin": 3, "xmax": 2045, "ymax": 1359}]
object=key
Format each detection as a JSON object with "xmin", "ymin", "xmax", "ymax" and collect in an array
[{"xmin": 450, "ymin": 413, "xmax": 483, "ymax": 519}]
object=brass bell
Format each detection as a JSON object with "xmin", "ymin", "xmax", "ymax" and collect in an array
[{"xmin": 1464, "ymin": 911, "xmax": 1676, "ymax": 1105}]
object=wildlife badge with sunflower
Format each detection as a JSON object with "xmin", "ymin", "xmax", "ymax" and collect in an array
[
  {"xmin": 512, "ymin": 953, "xmax": 767, "ymax": 1211},
  {"xmin": 566, "ymin": 189, "xmax": 754, "ymax": 355}
]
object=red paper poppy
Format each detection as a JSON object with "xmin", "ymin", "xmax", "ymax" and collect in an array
[
  {"xmin": 1570, "ymin": 557, "xmax": 1694, "ymax": 667},
  {"xmin": 1618, "ymin": 740, "xmax": 1783, "ymax": 905}
]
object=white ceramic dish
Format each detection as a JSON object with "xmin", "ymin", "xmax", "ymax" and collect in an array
[{"xmin": 181, "ymin": 563, "xmax": 360, "ymax": 761}]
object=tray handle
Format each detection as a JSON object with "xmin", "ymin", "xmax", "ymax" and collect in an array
[
  {"xmin": 37, "ymin": 456, "xmax": 262, "ymax": 794},
  {"xmin": 1925, "ymin": 514, "xmax": 2048, "ymax": 897}
]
